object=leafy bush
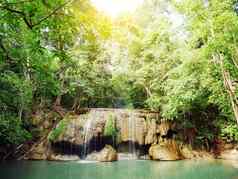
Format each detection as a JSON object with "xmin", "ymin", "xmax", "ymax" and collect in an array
[
  {"xmin": 0, "ymin": 114, "xmax": 32, "ymax": 145},
  {"xmin": 220, "ymin": 122, "xmax": 238, "ymax": 141},
  {"xmin": 104, "ymin": 114, "xmax": 117, "ymax": 137},
  {"xmin": 48, "ymin": 118, "xmax": 68, "ymax": 142}
]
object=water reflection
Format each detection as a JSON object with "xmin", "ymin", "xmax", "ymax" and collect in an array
[{"xmin": 1, "ymin": 160, "xmax": 238, "ymax": 179}]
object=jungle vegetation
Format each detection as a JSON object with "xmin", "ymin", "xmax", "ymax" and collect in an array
[{"xmin": 0, "ymin": 0, "xmax": 238, "ymax": 148}]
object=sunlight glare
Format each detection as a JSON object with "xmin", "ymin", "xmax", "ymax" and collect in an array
[{"xmin": 91, "ymin": 0, "xmax": 144, "ymax": 17}]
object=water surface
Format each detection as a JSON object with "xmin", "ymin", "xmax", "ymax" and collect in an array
[{"xmin": 1, "ymin": 160, "xmax": 238, "ymax": 179}]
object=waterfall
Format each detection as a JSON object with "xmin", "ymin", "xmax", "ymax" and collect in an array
[
  {"xmin": 128, "ymin": 111, "xmax": 137, "ymax": 159},
  {"xmin": 82, "ymin": 112, "xmax": 94, "ymax": 159}
]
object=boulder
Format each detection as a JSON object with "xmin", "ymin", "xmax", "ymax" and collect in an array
[
  {"xmin": 149, "ymin": 143, "xmax": 181, "ymax": 161},
  {"xmin": 97, "ymin": 145, "xmax": 117, "ymax": 162}
]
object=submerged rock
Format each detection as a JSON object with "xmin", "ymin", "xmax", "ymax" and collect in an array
[
  {"xmin": 149, "ymin": 142, "xmax": 182, "ymax": 161},
  {"xmin": 49, "ymin": 154, "xmax": 80, "ymax": 161}
]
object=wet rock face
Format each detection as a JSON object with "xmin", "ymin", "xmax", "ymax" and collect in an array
[
  {"xmin": 51, "ymin": 109, "xmax": 162, "ymax": 148},
  {"xmin": 35, "ymin": 109, "xmax": 183, "ymax": 160},
  {"xmin": 118, "ymin": 116, "xmax": 147, "ymax": 145},
  {"xmin": 54, "ymin": 114, "xmax": 87, "ymax": 145}
]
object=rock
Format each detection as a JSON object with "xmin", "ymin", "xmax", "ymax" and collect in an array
[
  {"xmin": 219, "ymin": 149, "xmax": 238, "ymax": 160},
  {"xmin": 181, "ymin": 145, "xmax": 213, "ymax": 160},
  {"xmin": 158, "ymin": 121, "xmax": 173, "ymax": 136},
  {"xmin": 117, "ymin": 116, "xmax": 147, "ymax": 145},
  {"xmin": 149, "ymin": 143, "xmax": 181, "ymax": 161},
  {"xmin": 85, "ymin": 145, "xmax": 118, "ymax": 162},
  {"xmin": 97, "ymin": 145, "xmax": 117, "ymax": 162},
  {"xmin": 54, "ymin": 115, "xmax": 86, "ymax": 145},
  {"xmin": 145, "ymin": 119, "xmax": 157, "ymax": 145},
  {"xmin": 49, "ymin": 154, "xmax": 80, "ymax": 161},
  {"xmin": 181, "ymin": 145, "xmax": 195, "ymax": 159},
  {"xmin": 27, "ymin": 142, "xmax": 48, "ymax": 160},
  {"xmin": 85, "ymin": 152, "xmax": 99, "ymax": 161},
  {"xmin": 223, "ymin": 143, "xmax": 235, "ymax": 150}
]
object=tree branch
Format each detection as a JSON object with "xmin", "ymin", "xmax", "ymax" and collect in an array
[
  {"xmin": 32, "ymin": 0, "xmax": 74, "ymax": 27},
  {"xmin": 0, "ymin": 6, "xmax": 33, "ymax": 29},
  {"xmin": 0, "ymin": 0, "xmax": 74, "ymax": 29},
  {"xmin": 1, "ymin": 0, "xmax": 33, "ymax": 5}
]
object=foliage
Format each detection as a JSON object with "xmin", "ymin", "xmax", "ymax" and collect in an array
[
  {"xmin": 48, "ymin": 116, "xmax": 69, "ymax": 142},
  {"xmin": 104, "ymin": 114, "xmax": 117, "ymax": 137},
  {"xmin": 0, "ymin": 114, "xmax": 31, "ymax": 145},
  {"xmin": 1, "ymin": 0, "xmax": 238, "ymax": 148}
]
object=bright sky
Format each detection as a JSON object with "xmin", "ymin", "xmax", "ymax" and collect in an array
[{"xmin": 91, "ymin": 0, "xmax": 144, "ymax": 17}]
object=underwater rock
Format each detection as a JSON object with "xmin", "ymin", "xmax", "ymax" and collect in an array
[{"xmin": 48, "ymin": 154, "xmax": 80, "ymax": 161}]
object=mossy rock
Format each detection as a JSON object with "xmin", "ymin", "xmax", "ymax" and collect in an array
[{"xmin": 47, "ymin": 114, "xmax": 73, "ymax": 142}]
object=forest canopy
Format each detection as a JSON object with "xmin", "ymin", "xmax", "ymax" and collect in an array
[{"xmin": 0, "ymin": 0, "xmax": 238, "ymax": 146}]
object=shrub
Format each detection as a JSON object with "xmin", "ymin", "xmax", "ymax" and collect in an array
[
  {"xmin": 48, "ymin": 117, "xmax": 69, "ymax": 142},
  {"xmin": 104, "ymin": 114, "xmax": 117, "ymax": 137},
  {"xmin": 0, "ymin": 114, "xmax": 32, "ymax": 145}
]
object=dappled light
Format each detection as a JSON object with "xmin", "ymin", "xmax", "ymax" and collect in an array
[{"xmin": 0, "ymin": 0, "xmax": 238, "ymax": 179}]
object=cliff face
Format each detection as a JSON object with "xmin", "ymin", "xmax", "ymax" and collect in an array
[{"xmin": 24, "ymin": 108, "xmax": 211, "ymax": 161}]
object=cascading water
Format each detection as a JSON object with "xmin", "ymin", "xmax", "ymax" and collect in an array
[
  {"xmin": 128, "ymin": 111, "xmax": 137, "ymax": 159},
  {"xmin": 82, "ymin": 112, "xmax": 94, "ymax": 159}
]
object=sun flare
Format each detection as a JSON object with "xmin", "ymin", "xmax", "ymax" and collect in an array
[{"xmin": 91, "ymin": 0, "xmax": 144, "ymax": 17}]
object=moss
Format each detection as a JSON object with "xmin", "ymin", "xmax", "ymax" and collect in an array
[
  {"xmin": 104, "ymin": 114, "xmax": 117, "ymax": 137},
  {"xmin": 47, "ymin": 115, "xmax": 71, "ymax": 142}
]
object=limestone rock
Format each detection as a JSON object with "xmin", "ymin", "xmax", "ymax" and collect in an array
[
  {"xmin": 97, "ymin": 145, "xmax": 117, "ymax": 162},
  {"xmin": 181, "ymin": 145, "xmax": 213, "ymax": 159},
  {"xmin": 85, "ymin": 152, "xmax": 99, "ymax": 161},
  {"xmin": 219, "ymin": 149, "xmax": 238, "ymax": 160},
  {"xmin": 158, "ymin": 121, "xmax": 175, "ymax": 137},
  {"xmin": 27, "ymin": 142, "xmax": 48, "ymax": 160},
  {"xmin": 145, "ymin": 119, "xmax": 158, "ymax": 145},
  {"xmin": 54, "ymin": 115, "xmax": 86, "ymax": 145},
  {"xmin": 149, "ymin": 144, "xmax": 181, "ymax": 161},
  {"xmin": 117, "ymin": 116, "xmax": 147, "ymax": 145},
  {"xmin": 49, "ymin": 154, "xmax": 80, "ymax": 161}
]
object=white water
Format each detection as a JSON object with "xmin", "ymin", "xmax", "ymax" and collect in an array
[
  {"xmin": 82, "ymin": 111, "xmax": 94, "ymax": 158},
  {"xmin": 81, "ymin": 109, "xmax": 141, "ymax": 160},
  {"xmin": 128, "ymin": 111, "xmax": 138, "ymax": 159}
]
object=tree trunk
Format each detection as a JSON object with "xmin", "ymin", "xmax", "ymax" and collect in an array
[{"xmin": 217, "ymin": 54, "xmax": 238, "ymax": 124}]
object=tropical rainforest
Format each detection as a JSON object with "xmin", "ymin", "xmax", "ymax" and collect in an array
[{"xmin": 0, "ymin": 0, "xmax": 238, "ymax": 157}]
